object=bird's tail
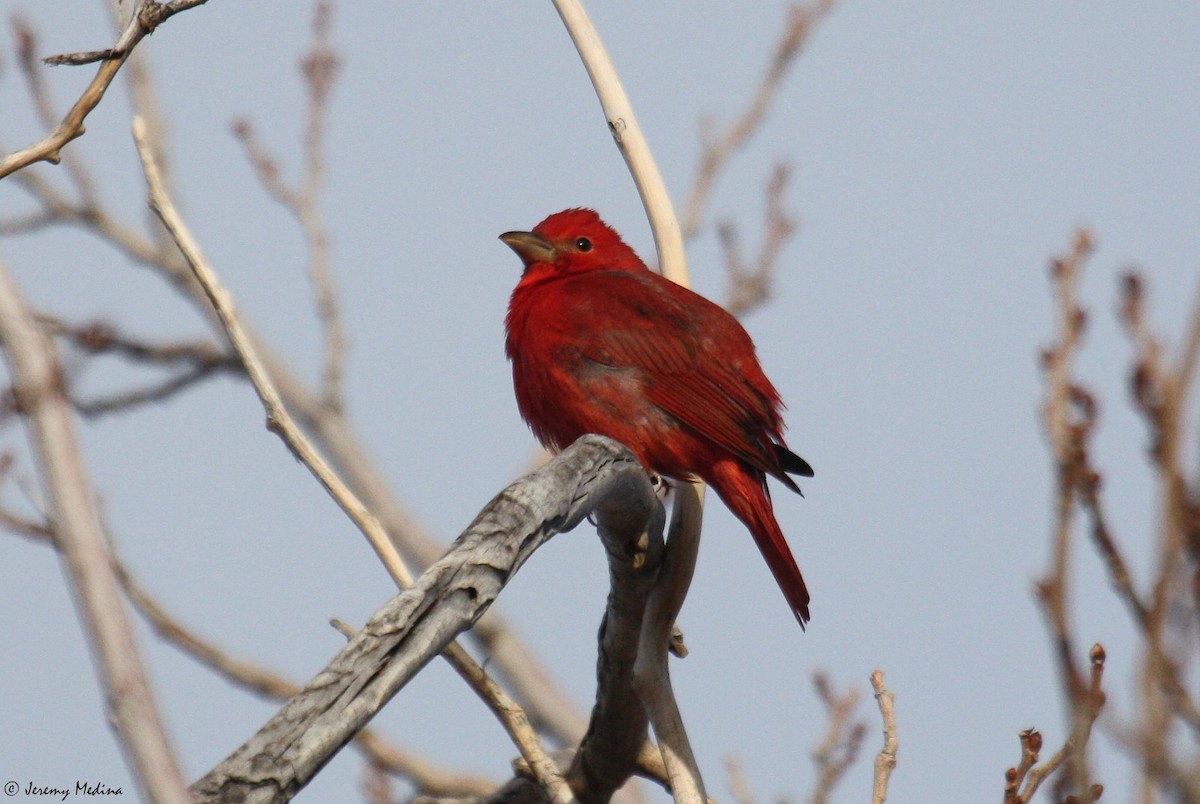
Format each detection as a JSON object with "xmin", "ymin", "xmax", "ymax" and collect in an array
[{"xmin": 709, "ymin": 462, "xmax": 811, "ymax": 628}]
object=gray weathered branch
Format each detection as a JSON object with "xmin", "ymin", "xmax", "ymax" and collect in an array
[{"xmin": 191, "ymin": 435, "xmax": 663, "ymax": 803}]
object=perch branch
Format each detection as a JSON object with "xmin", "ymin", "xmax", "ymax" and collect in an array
[
  {"xmin": 565, "ymin": 471, "xmax": 665, "ymax": 799},
  {"xmin": 633, "ymin": 480, "xmax": 707, "ymax": 803},
  {"xmin": 190, "ymin": 435, "xmax": 658, "ymax": 803}
]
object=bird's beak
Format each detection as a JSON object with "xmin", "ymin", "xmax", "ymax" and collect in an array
[{"xmin": 500, "ymin": 230, "xmax": 558, "ymax": 268}]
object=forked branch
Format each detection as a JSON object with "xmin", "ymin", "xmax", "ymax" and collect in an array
[
  {"xmin": 192, "ymin": 435, "xmax": 661, "ymax": 803},
  {"xmin": 0, "ymin": 0, "xmax": 210, "ymax": 179}
]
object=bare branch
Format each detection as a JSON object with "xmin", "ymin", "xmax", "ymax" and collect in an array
[
  {"xmin": 72, "ymin": 363, "xmax": 232, "ymax": 417},
  {"xmin": 1016, "ymin": 646, "xmax": 1107, "ymax": 803},
  {"xmin": 232, "ymin": 1, "xmax": 346, "ymax": 413},
  {"xmin": 190, "ymin": 435, "xmax": 656, "ymax": 803},
  {"xmin": 12, "ymin": 16, "xmax": 60, "ymax": 134},
  {"xmin": 1037, "ymin": 231, "xmax": 1105, "ymax": 802},
  {"xmin": 809, "ymin": 672, "xmax": 865, "ymax": 804},
  {"xmin": 10, "ymin": 16, "xmax": 101, "ymax": 207},
  {"xmin": 552, "ymin": 0, "xmax": 688, "ymax": 286},
  {"xmin": 0, "ymin": 504, "xmax": 498, "ymax": 799},
  {"xmin": 135, "ymin": 117, "xmax": 576, "ymax": 798},
  {"xmin": 681, "ymin": 1, "xmax": 834, "ymax": 238},
  {"xmin": 20, "ymin": 317, "xmax": 240, "ymax": 415},
  {"xmin": 0, "ymin": 0, "xmax": 210, "ymax": 179},
  {"xmin": 299, "ymin": 1, "xmax": 345, "ymax": 411},
  {"xmin": 132, "ymin": 115, "xmax": 414, "ymax": 587},
  {"xmin": 0, "ymin": 258, "xmax": 189, "ymax": 802},
  {"xmin": 870, "ymin": 669, "xmax": 896, "ymax": 804},
  {"xmin": 1117, "ymin": 271, "xmax": 1200, "ymax": 793},
  {"xmin": 720, "ymin": 163, "xmax": 798, "ymax": 317},
  {"xmin": 1002, "ymin": 728, "xmax": 1043, "ymax": 803},
  {"xmin": 40, "ymin": 317, "xmax": 228, "ymax": 366},
  {"xmin": 632, "ymin": 480, "xmax": 708, "ymax": 804}
]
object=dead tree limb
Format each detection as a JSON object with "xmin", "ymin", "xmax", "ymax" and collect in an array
[{"xmin": 191, "ymin": 435, "xmax": 662, "ymax": 803}]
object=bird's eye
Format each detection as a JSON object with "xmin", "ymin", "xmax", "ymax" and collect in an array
[{"xmin": 575, "ymin": 237, "xmax": 593, "ymax": 252}]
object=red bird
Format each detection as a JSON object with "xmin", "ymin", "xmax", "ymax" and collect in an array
[{"xmin": 501, "ymin": 208, "xmax": 814, "ymax": 626}]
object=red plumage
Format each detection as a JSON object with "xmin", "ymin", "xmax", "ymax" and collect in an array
[{"xmin": 501, "ymin": 208, "xmax": 815, "ymax": 626}]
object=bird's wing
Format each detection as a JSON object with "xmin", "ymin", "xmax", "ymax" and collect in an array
[{"xmin": 571, "ymin": 271, "xmax": 790, "ymax": 480}]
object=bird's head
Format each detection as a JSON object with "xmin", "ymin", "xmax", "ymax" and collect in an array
[{"xmin": 500, "ymin": 208, "xmax": 647, "ymax": 279}]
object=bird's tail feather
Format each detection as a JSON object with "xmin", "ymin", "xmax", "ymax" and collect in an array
[{"xmin": 710, "ymin": 463, "xmax": 811, "ymax": 627}]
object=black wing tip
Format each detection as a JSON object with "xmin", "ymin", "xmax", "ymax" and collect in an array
[
  {"xmin": 772, "ymin": 444, "xmax": 814, "ymax": 497},
  {"xmin": 774, "ymin": 443, "xmax": 814, "ymax": 478}
]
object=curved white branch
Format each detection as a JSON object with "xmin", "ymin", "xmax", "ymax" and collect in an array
[{"xmin": 552, "ymin": 0, "xmax": 689, "ymax": 288}]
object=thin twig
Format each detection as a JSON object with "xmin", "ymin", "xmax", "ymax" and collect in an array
[
  {"xmin": 299, "ymin": 1, "xmax": 345, "ymax": 412},
  {"xmin": 1038, "ymin": 229, "xmax": 1098, "ymax": 799},
  {"xmin": 72, "ymin": 363, "xmax": 236, "ymax": 417},
  {"xmin": 1037, "ymin": 231, "xmax": 1109, "ymax": 803},
  {"xmin": 719, "ymin": 163, "xmax": 798, "ymax": 317},
  {"xmin": 231, "ymin": 4, "xmax": 344, "ymax": 413},
  {"xmin": 809, "ymin": 672, "xmax": 865, "ymax": 804},
  {"xmin": 680, "ymin": 0, "xmax": 834, "ymax": 239},
  {"xmin": 32, "ymin": 317, "xmax": 242, "ymax": 415},
  {"xmin": 133, "ymin": 115, "xmax": 412, "ymax": 587},
  {"xmin": 869, "ymin": 669, "xmax": 896, "ymax": 804},
  {"xmin": 0, "ymin": 0, "xmax": 210, "ymax": 179},
  {"xmin": 1118, "ymin": 271, "xmax": 1200, "ymax": 788},
  {"xmin": 1018, "ymin": 645, "xmax": 1107, "ymax": 803},
  {"xmin": 1002, "ymin": 728, "xmax": 1043, "ymax": 803},
  {"xmin": 40, "ymin": 317, "xmax": 229, "ymax": 366},
  {"xmin": 11, "ymin": 16, "xmax": 101, "ymax": 208}
]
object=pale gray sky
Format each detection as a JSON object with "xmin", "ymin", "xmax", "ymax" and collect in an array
[{"xmin": 1, "ymin": 2, "xmax": 1197, "ymax": 801}]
